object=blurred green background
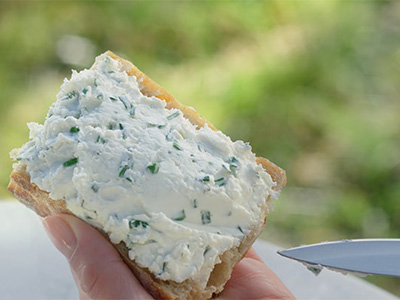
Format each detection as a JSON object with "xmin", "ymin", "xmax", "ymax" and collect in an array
[{"xmin": 1, "ymin": 0, "xmax": 399, "ymax": 295}]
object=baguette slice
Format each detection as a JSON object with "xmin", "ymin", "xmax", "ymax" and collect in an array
[{"xmin": 8, "ymin": 51, "xmax": 286, "ymax": 300}]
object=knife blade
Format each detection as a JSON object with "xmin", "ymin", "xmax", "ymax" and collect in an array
[{"xmin": 277, "ymin": 239, "xmax": 400, "ymax": 277}]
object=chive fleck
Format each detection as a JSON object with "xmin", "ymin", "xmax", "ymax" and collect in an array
[
  {"xmin": 173, "ymin": 141, "xmax": 182, "ymax": 151},
  {"xmin": 148, "ymin": 123, "xmax": 166, "ymax": 129},
  {"xmin": 173, "ymin": 209, "xmax": 186, "ymax": 221},
  {"xmin": 97, "ymin": 94, "xmax": 103, "ymax": 100},
  {"xmin": 147, "ymin": 163, "xmax": 160, "ymax": 174},
  {"xmin": 94, "ymin": 78, "xmax": 99, "ymax": 87},
  {"xmin": 119, "ymin": 123, "xmax": 124, "ymax": 130},
  {"xmin": 129, "ymin": 219, "xmax": 149, "ymax": 229},
  {"xmin": 91, "ymin": 184, "xmax": 99, "ymax": 193},
  {"xmin": 96, "ymin": 136, "xmax": 106, "ymax": 144},
  {"xmin": 202, "ymin": 175, "xmax": 210, "ymax": 182},
  {"xmin": 215, "ymin": 177, "xmax": 226, "ymax": 186},
  {"xmin": 109, "ymin": 96, "xmax": 118, "ymax": 101},
  {"xmin": 162, "ymin": 262, "xmax": 167, "ymax": 272},
  {"xmin": 228, "ymin": 157, "xmax": 239, "ymax": 175},
  {"xmin": 192, "ymin": 199, "xmax": 198, "ymax": 208},
  {"xmin": 119, "ymin": 165, "xmax": 130, "ymax": 177},
  {"xmin": 82, "ymin": 87, "xmax": 88, "ymax": 95},
  {"xmin": 203, "ymin": 245, "xmax": 211, "ymax": 256},
  {"xmin": 70, "ymin": 126, "xmax": 80, "ymax": 133},
  {"xmin": 167, "ymin": 111, "xmax": 180, "ymax": 120},
  {"xmin": 201, "ymin": 210, "xmax": 211, "ymax": 225},
  {"xmin": 118, "ymin": 96, "xmax": 129, "ymax": 109},
  {"xmin": 129, "ymin": 106, "xmax": 136, "ymax": 117},
  {"xmin": 63, "ymin": 157, "xmax": 78, "ymax": 167},
  {"xmin": 66, "ymin": 91, "xmax": 77, "ymax": 99},
  {"xmin": 237, "ymin": 226, "xmax": 244, "ymax": 234}
]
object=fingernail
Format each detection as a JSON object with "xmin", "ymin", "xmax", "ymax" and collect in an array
[{"xmin": 42, "ymin": 215, "xmax": 77, "ymax": 259}]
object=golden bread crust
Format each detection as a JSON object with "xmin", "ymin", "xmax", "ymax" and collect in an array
[{"xmin": 8, "ymin": 51, "xmax": 286, "ymax": 300}]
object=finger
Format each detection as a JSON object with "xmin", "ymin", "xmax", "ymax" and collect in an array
[
  {"xmin": 219, "ymin": 248, "xmax": 295, "ymax": 300},
  {"xmin": 43, "ymin": 214, "xmax": 153, "ymax": 299},
  {"xmin": 244, "ymin": 247, "xmax": 264, "ymax": 262}
]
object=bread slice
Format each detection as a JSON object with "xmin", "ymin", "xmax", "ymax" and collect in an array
[{"xmin": 8, "ymin": 51, "xmax": 286, "ymax": 300}]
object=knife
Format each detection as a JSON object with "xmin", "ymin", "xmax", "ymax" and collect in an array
[{"xmin": 277, "ymin": 239, "xmax": 400, "ymax": 277}]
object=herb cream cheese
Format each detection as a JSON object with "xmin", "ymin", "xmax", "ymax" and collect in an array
[{"xmin": 13, "ymin": 54, "xmax": 277, "ymax": 284}]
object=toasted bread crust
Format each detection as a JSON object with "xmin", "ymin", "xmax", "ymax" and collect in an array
[{"xmin": 8, "ymin": 51, "xmax": 286, "ymax": 300}]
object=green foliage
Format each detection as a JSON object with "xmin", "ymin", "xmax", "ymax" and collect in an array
[{"xmin": 1, "ymin": 0, "xmax": 399, "ymax": 295}]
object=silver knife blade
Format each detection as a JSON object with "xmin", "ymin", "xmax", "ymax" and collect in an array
[{"xmin": 277, "ymin": 239, "xmax": 400, "ymax": 277}]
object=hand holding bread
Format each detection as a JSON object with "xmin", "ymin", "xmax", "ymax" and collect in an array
[{"xmin": 42, "ymin": 213, "xmax": 294, "ymax": 299}]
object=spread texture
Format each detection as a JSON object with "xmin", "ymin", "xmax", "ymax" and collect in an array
[{"xmin": 11, "ymin": 54, "xmax": 278, "ymax": 285}]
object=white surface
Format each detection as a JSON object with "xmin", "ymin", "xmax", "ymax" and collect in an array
[{"xmin": 0, "ymin": 199, "xmax": 398, "ymax": 300}]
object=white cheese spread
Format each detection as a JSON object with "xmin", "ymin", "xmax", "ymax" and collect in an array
[{"xmin": 13, "ymin": 54, "xmax": 278, "ymax": 285}]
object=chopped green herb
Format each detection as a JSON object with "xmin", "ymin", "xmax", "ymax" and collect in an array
[
  {"xmin": 126, "ymin": 177, "xmax": 133, "ymax": 183},
  {"xmin": 129, "ymin": 106, "xmax": 136, "ymax": 117},
  {"xmin": 91, "ymin": 184, "xmax": 99, "ymax": 193},
  {"xmin": 192, "ymin": 199, "xmax": 198, "ymax": 208},
  {"xmin": 162, "ymin": 262, "xmax": 167, "ymax": 272},
  {"xmin": 167, "ymin": 111, "xmax": 180, "ymax": 120},
  {"xmin": 215, "ymin": 177, "xmax": 226, "ymax": 186},
  {"xmin": 173, "ymin": 141, "xmax": 182, "ymax": 151},
  {"xmin": 94, "ymin": 78, "xmax": 99, "ymax": 87},
  {"xmin": 165, "ymin": 132, "xmax": 173, "ymax": 141},
  {"xmin": 307, "ymin": 266, "xmax": 323, "ymax": 276},
  {"xmin": 70, "ymin": 126, "xmax": 80, "ymax": 133},
  {"xmin": 97, "ymin": 94, "xmax": 103, "ymax": 100},
  {"xmin": 109, "ymin": 96, "xmax": 118, "ymax": 101},
  {"xmin": 202, "ymin": 175, "xmax": 210, "ymax": 182},
  {"xmin": 147, "ymin": 163, "xmax": 160, "ymax": 174},
  {"xmin": 129, "ymin": 219, "xmax": 149, "ymax": 229},
  {"xmin": 148, "ymin": 123, "xmax": 166, "ymax": 129},
  {"xmin": 74, "ymin": 110, "xmax": 82, "ymax": 119},
  {"xmin": 228, "ymin": 157, "xmax": 239, "ymax": 175},
  {"xmin": 118, "ymin": 96, "xmax": 129, "ymax": 109},
  {"xmin": 173, "ymin": 210, "xmax": 186, "ymax": 221},
  {"xmin": 229, "ymin": 156, "xmax": 239, "ymax": 164},
  {"xmin": 237, "ymin": 226, "xmax": 244, "ymax": 234},
  {"xmin": 82, "ymin": 87, "xmax": 88, "ymax": 95},
  {"xmin": 66, "ymin": 91, "xmax": 77, "ymax": 99},
  {"xmin": 108, "ymin": 123, "xmax": 116, "ymax": 130},
  {"xmin": 201, "ymin": 210, "xmax": 211, "ymax": 224},
  {"xmin": 96, "ymin": 136, "xmax": 106, "ymax": 144},
  {"xmin": 119, "ymin": 123, "xmax": 124, "ymax": 130},
  {"xmin": 119, "ymin": 165, "xmax": 130, "ymax": 177},
  {"xmin": 203, "ymin": 245, "xmax": 211, "ymax": 256},
  {"xmin": 63, "ymin": 157, "xmax": 78, "ymax": 167},
  {"xmin": 229, "ymin": 164, "xmax": 238, "ymax": 174}
]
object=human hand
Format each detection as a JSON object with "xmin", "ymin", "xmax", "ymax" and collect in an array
[{"xmin": 43, "ymin": 214, "xmax": 294, "ymax": 299}]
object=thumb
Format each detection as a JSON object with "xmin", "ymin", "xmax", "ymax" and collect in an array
[{"xmin": 42, "ymin": 214, "xmax": 152, "ymax": 299}]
